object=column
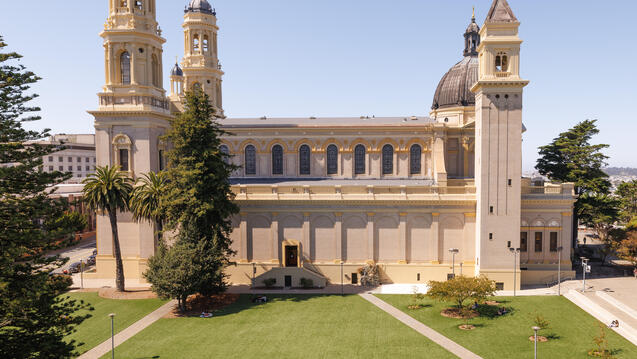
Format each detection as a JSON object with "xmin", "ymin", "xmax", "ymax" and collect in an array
[
  {"xmin": 399, "ymin": 213, "xmax": 408, "ymax": 264},
  {"xmin": 302, "ymin": 212, "xmax": 310, "ymax": 265},
  {"xmin": 335, "ymin": 212, "xmax": 343, "ymax": 262},
  {"xmin": 432, "ymin": 125, "xmax": 447, "ymax": 186},
  {"xmin": 462, "ymin": 137, "xmax": 471, "ymax": 178},
  {"xmin": 239, "ymin": 212, "xmax": 248, "ymax": 262},
  {"xmin": 271, "ymin": 213, "xmax": 279, "ymax": 264},
  {"xmin": 430, "ymin": 213, "xmax": 440, "ymax": 263},
  {"xmin": 367, "ymin": 212, "xmax": 375, "ymax": 262},
  {"xmin": 130, "ymin": 44, "xmax": 137, "ymax": 85},
  {"xmin": 561, "ymin": 212, "xmax": 572, "ymax": 264}
]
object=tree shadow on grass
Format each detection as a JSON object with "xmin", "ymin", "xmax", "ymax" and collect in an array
[{"xmin": 476, "ymin": 304, "xmax": 516, "ymax": 319}]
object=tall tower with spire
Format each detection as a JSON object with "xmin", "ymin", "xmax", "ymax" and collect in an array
[
  {"xmin": 180, "ymin": 0, "xmax": 224, "ymax": 116},
  {"xmin": 472, "ymin": 0, "xmax": 529, "ymax": 289},
  {"xmin": 90, "ymin": 0, "xmax": 171, "ymax": 279}
]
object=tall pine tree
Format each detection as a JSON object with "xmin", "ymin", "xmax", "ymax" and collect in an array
[
  {"xmin": 0, "ymin": 36, "xmax": 89, "ymax": 357},
  {"xmin": 159, "ymin": 88, "xmax": 238, "ymax": 296},
  {"xmin": 536, "ymin": 120, "xmax": 612, "ymax": 249}
]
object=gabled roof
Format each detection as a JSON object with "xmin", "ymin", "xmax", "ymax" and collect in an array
[{"xmin": 486, "ymin": 0, "xmax": 518, "ymax": 23}]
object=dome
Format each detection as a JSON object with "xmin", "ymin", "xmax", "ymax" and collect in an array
[
  {"xmin": 171, "ymin": 62, "xmax": 183, "ymax": 77},
  {"xmin": 431, "ymin": 56, "xmax": 479, "ymax": 110},
  {"xmin": 431, "ymin": 16, "xmax": 480, "ymax": 110},
  {"xmin": 185, "ymin": 0, "xmax": 215, "ymax": 15}
]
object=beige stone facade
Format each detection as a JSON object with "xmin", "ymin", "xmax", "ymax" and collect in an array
[{"xmin": 89, "ymin": 0, "xmax": 576, "ymax": 290}]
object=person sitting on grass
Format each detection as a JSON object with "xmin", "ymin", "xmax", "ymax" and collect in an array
[
  {"xmin": 609, "ymin": 320, "xmax": 619, "ymax": 328},
  {"xmin": 471, "ymin": 301, "xmax": 479, "ymax": 310},
  {"xmin": 497, "ymin": 307, "xmax": 508, "ymax": 316}
]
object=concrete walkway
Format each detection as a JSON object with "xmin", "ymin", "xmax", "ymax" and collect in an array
[
  {"xmin": 359, "ymin": 293, "xmax": 482, "ymax": 359},
  {"xmin": 78, "ymin": 300, "xmax": 176, "ymax": 359}
]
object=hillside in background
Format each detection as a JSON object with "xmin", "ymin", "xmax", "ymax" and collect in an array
[{"xmin": 605, "ymin": 167, "xmax": 637, "ymax": 176}]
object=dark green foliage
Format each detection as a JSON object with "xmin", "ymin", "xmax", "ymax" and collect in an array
[
  {"xmin": 0, "ymin": 35, "xmax": 90, "ymax": 358},
  {"xmin": 536, "ymin": 120, "xmax": 613, "ymax": 247},
  {"xmin": 615, "ymin": 180, "xmax": 637, "ymax": 224},
  {"xmin": 82, "ymin": 166, "xmax": 133, "ymax": 291},
  {"xmin": 144, "ymin": 242, "xmax": 200, "ymax": 312},
  {"xmin": 300, "ymin": 278, "xmax": 314, "ymax": 288},
  {"xmin": 155, "ymin": 88, "xmax": 239, "ymax": 296},
  {"xmin": 263, "ymin": 278, "xmax": 276, "ymax": 288},
  {"xmin": 130, "ymin": 171, "xmax": 167, "ymax": 240}
]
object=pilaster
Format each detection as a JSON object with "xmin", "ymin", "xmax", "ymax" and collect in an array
[
  {"xmin": 431, "ymin": 213, "xmax": 440, "ymax": 263},
  {"xmin": 335, "ymin": 212, "xmax": 343, "ymax": 261},
  {"xmin": 399, "ymin": 213, "xmax": 408, "ymax": 264},
  {"xmin": 367, "ymin": 212, "xmax": 375, "ymax": 262}
]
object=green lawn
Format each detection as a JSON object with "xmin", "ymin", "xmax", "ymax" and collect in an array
[
  {"xmin": 377, "ymin": 295, "xmax": 637, "ymax": 359},
  {"xmin": 64, "ymin": 292, "xmax": 167, "ymax": 356},
  {"xmin": 100, "ymin": 294, "xmax": 455, "ymax": 359}
]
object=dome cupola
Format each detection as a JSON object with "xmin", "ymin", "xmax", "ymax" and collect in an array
[
  {"xmin": 185, "ymin": 0, "xmax": 215, "ymax": 15},
  {"xmin": 431, "ymin": 12, "xmax": 480, "ymax": 110},
  {"xmin": 171, "ymin": 62, "xmax": 183, "ymax": 77}
]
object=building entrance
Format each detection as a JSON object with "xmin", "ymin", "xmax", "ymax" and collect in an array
[{"xmin": 285, "ymin": 245, "xmax": 298, "ymax": 267}]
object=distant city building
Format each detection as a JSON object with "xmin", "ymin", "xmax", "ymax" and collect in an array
[{"xmin": 41, "ymin": 134, "xmax": 96, "ymax": 184}]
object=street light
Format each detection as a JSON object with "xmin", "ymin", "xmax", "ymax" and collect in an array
[
  {"xmin": 448, "ymin": 248, "xmax": 459, "ymax": 278},
  {"xmin": 509, "ymin": 247, "xmax": 521, "ymax": 297},
  {"xmin": 557, "ymin": 246, "xmax": 563, "ymax": 296},
  {"xmin": 340, "ymin": 261, "xmax": 344, "ymax": 297},
  {"xmin": 109, "ymin": 313, "xmax": 115, "ymax": 359},
  {"xmin": 581, "ymin": 257, "xmax": 589, "ymax": 292},
  {"xmin": 532, "ymin": 326, "xmax": 540, "ymax": 359}
]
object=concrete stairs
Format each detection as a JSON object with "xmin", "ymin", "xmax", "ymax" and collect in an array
[{"xmin": 564, "ymin": 289, "xmax": 637, "ymax": 346}]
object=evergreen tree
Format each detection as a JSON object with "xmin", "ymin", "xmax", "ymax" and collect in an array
[
  {"xmin": 616, "ymin": 180, "xmax": 637, "ymax": 223},
  {"xmin": 536, "ymin": 120, "xmax": 612, "ymax": 247},
  {"xmin": 159, "ymin": 88, "xmax": 239, "ymax": 295},
  {"xmin": 0, "ymin": 35, "xmax": 90, "ymax": 358}
]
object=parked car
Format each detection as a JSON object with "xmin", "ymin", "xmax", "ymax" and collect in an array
[
  {"xmin": 63, "ymin": 262, "xmax": 82, "ymax": 274},
  {"xmin": 86, "ymin": 255, "xmax": 96, "ymax": 266}
]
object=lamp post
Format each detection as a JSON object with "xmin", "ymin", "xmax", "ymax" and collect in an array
[
  {"xmin": 509, "ymin": 248, "xmax": 520, "ymax": 296},
  {"xmin": 340, "ymin": 261, "xmax": 344, "ymax": 297},
  {"xmin": 80, "ymin": 259, "xmax": 84, "ymax": 290},
  {"xmin": 581, "ymin": 257, "xmax": 589, "ymax": 292},
  {"xmin": 532, "ymin": 326, "xmax": 540, "ymax": 359},
  {"xmin": 252, "ymin": 262, "xmax": 256, "ymax": 288},
  {"xmin": 557, "ymin": 246, "xmax": 563, "ymax": 296},
  {"xmin": 109, "ymin": 313, "xmax": 115, "ymax": 359},
  {"xmin": 448, "ymin": 248, "xmax": 459, "ymax": 278}
]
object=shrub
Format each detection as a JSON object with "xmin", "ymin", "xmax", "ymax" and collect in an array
[
  {"xmin": 590, "ymin": 323, "xmax": 615, "ymax": 358},
  {"xmin": 263, "ymin": 278, "xmax": 276, "ymax": 288},
  {"xmin": 426, "ymin": 275, "xmax": 496, "ymax": 310},
  {"xmin": 533, "ymin": 312, "xmax": 551, "ymax": 335},
  {"xmin": 300, "ymin": 278, "xmax": 314, "ymax": 288}
]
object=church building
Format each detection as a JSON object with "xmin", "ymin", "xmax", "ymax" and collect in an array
[{"xmin": 89, "ymin": 0, "xmax": 576, "ymax": 290}]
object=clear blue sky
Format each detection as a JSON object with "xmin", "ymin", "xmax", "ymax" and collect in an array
[{"xmin": 1, "ymin": 0, "xmax": 636, "ymax": 171}]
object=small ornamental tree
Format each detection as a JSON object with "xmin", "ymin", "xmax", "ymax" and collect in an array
[
  {"xmin": 144, "ymin": 241, "xmax": 200, "ymax": 312},
  {"xmin": 617, "ymin": 232, "xmax": 637, "ymax": 268},
  {"xmin": 426, "ymin": 275, "xmax": 496, "ymax": 310}
]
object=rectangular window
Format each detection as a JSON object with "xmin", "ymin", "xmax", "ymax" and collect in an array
[
  {"xmin": 48, "ymin": 166, "xmax": 53, "ymax": 171},
  {"xmin": 58, "ymin": 166, "xmax": 63, "ymax": 171},
  {"xmin": 351, "ymin": 273, "xmax": 358, "ymax": 285},
  {"xmin": 93, "ymin": 158, "xmax": 96, "ymax": 163},
  {"xmin": 77, "ymin": 166, "xmax": 81, "ymax": 171},
  {"xmin": 59, "ymin": 156, "xmax": 63, "ymax": 162},
  {"xmin": 535, "ymin": 232, "xmax": 543, "ymax": 253},
  {"xmin": 48, "ymin": 156, "xmax": 53, "ymax": 162},
  {"xmin": 495, "ymin": 282, "xmax": 504, "ymax": 291},
  {"xmin": 67, "ymin": 166, "xmax": 72, "ymax": 171},
  {"xmin": 68, "ymin": 157, "xmax": 73, "ymax": 162},
  {"xmin": 86, "ymin": 166, "xmax": 90, "ymax": 171},
  {"xmin": 550, "ymin": 232, "xmax": 558, "ymax": 252},
  {"xmin": 119, "ymin": 149, "xmax": 129, "ymax": 171},
  {"xmin": 86, "ymin": 157, "xmax": 90, "ymax": 163},
  {"xmin": 77, "ymin": 157, "xmax": 81, "ymax": 162},
  {"xmin": 520, "ymin": 232, "xmax": 528, "ymax": 252}
]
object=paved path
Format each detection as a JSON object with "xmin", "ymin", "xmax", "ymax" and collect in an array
[
  {"xmin": 359, "ymin": 293, "xmax": 482, "ymax": 359},
  {"xmin": 78, "ymin": 300, "xmax": 176, "ymax": 359}
]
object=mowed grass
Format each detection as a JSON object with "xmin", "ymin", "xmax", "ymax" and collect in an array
[
  {"xmin": 377, "ymin": 295, "xmax": 637, "ymax": 359},
  {"xmin": 63, "ymin": 292, "xmax": 167, "ymax": 356},
  {"xmin": 100, "ymin": 294, "xmax": 455, "ymax": 359}
]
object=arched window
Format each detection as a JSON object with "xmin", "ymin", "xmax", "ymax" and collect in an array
[
  {"xmin": 410, "ymin": 144, "xmax": 422, "ymax": 175},
  {"xmin": 151, "ymin": 54, "xmax": 159, "ymax": 87},
  {"xmin": 120, "ymin": 0, "xmax": 127, "ymax": 7},
  {"xmin": 220, "ymin": 145, "xmax": 229, "ymax": 164},
  {"xmin": 382, "ymin": 144, "xmax": 393, "ymax": 175},
  {"xmin": 192, "ymin": 82, "xmax": 202, "ymax": 92},
  {"xmin": 244, "ymin": 145, "xmax": 256, "ymax": 175},
  {"xmin": 495, "ymin": 52, "xmax": 508, "ymax": 72},
  {"xmin": 135, "ymin": 0, "xmax": 143, "ymax": 10},
  {"xmin": 120, "ymin": 52, "xmax": 131, "ymax": 85},
  {"xmin": 299, "ymin": 145, "xmax": 311, "ymax": 175},
  {"xmin": 272, "ymin": 145, "xmax": 283, "ymax": 175},
  {"xmin": 354, "ymin": 144, "xmax": 366, "ymax": 175},
  {"xmin": 326, "ymin": 145, "xmax": 338, "ymax": 175},
  {"xmin": 112, "ymin": 134, "xmax": 132, "ymax": 172},
  {"xmin": 193, "ymin": 35, "xmax": 200, "ymax": 53},
  {"xmin": 203, "ymin": 36, "xmax": 209, "ymax": 54}
]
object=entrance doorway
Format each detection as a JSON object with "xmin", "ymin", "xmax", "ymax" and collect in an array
[{"xmin": 285, "ymin": 245, "xmax": 298, "ymax": 267}]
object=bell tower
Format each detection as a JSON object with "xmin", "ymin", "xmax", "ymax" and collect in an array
[
  {"xmin": 471, "ymin": 0, "xmax": 529, "ymax": 289},
  {"xmin": 181, "ymin": 0, "xmax": 224, "ymax": 116},
  {"xmin": 90, "ymin": 0, "xmax": 171, "ymax": 281}
]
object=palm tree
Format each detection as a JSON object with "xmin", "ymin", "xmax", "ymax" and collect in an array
[
  {"xmin": 82, "ymin": 165, "xmax": 133, "ymax": 292},
  {"xmin": 130, "ymin": 171, "xmax": 167, "ymax": 242}
]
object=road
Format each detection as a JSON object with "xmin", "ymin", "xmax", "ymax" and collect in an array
[{"xmin": 48, "ymin": 235, "xmax": 97, "ymax": 274}]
